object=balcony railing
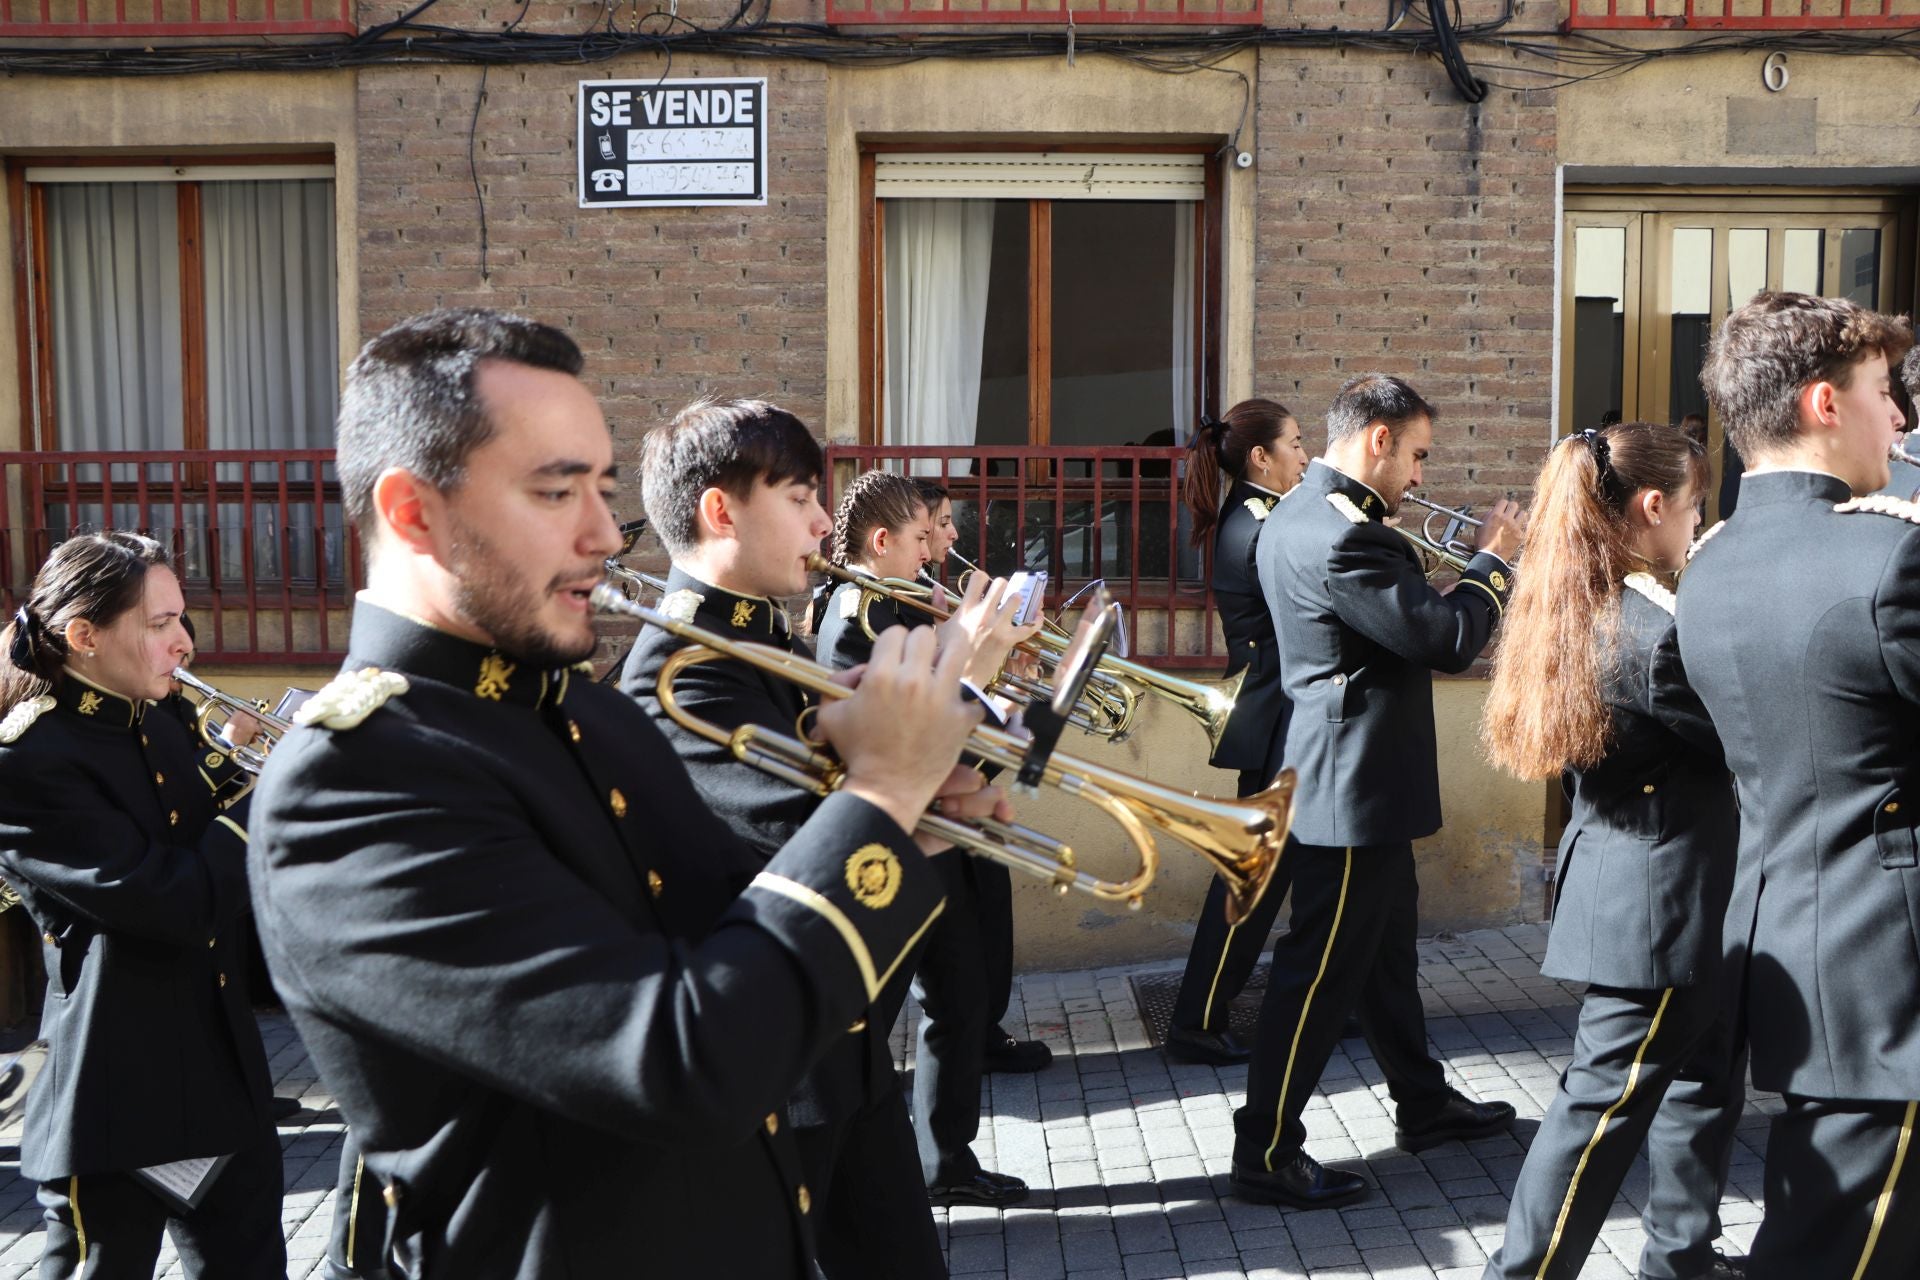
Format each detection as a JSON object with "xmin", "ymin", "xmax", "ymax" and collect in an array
[
  {"xmin": 1564, "ymin": 0, "xmax": 1920, "ymax": 29},
  {"xmin": 0, "ymin": 0, "xmax": 353, "ymax": 38},
  {"xmin": 825, "ymin": 0, "xmax": 1260, "ymax": 24},
  {"xmin": 824, "ymin": 445, "xmax": 1225, "ymax": 670},
  {"xmin": 0, "ymin": 451, "xmax": 359, "ymax": 665}
]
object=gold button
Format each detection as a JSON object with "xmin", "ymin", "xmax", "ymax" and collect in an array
[
  {"xmin": 208, "ymin": 936, "xmax": 216, "ymax": 949},
  {"xmin": 568, "ymin": 720, "xmax": 582, "ymax": 743},
  {"xmin": 168, "ymin": 810, "xmax": 180, "ymax": 826},
  {"xmin": 1887, "ymin": 801, "xmax": 1901, "ymax": 814},
  {"xmin": 1331, "ymin": 674, "xmax": 1346, "ymax": 686},
  {"xmin": 1642, "ymin": 784, "xmax": 1656, "ymax": 795},
  {"xmin": 42, "ymin": 932, "xmax": 55, "ymax": 946},
  {"xmin": 383, "ymin": 1183, "xmax": 399, "ymax": 1208},
  {"xmin": 764, "ymin": 1112, "xmax": 780, "ymax": 1136},
  {"xmin": 610, "ymin": 788, "xmax": 627, "ymax": 818},
  {"xmin": 848, "ymin": 1018, "xmax": 868, "ymax": 1033},
  {"xmin": 218, "ymin": 972, "xmax": 228, "ymax": 988},
  {"xmin": 797, "ymin": 1184, "xmax": 811, "ymax": 1214},
  {"xmin": 140, "ymin": 734, "xmax": 149, "ymax": 747},
  {"xmin": 647, "ymin": 869, "xmax": 664, "ymax": 897},
  {"xmin": 154, "ymin": 772, "xmax": 164, "ymax": 786}
]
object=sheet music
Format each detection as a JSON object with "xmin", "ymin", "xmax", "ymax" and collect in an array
[{"xmin": 132, "ymin": 1153, "xmax": 230, "ymax": 1213}]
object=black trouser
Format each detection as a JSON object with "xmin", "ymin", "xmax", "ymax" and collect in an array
[
  {"xmin": 911, "ymin": 854, "xmax": 991, "ymax": 1183},
  {"xmin": 1484, "ymin": 984, "xmax": 1745, "ymax": 1280},
  {"xmin": 1746, "ymin": 1095, "xmax": 1920, "ymax": 1280},
  {"xmin": 36, "ymin": 1123, "xmax": 285, "ymax": 1280},
  {"xmin": 972, "ymin": 859, "xmax": 1015, "ymax": 1046},
  {"xmin": 1170, "ymin": 767, "xmax": 1295, "ymax": 1036},
  {"xmin": 794, "ymin": 1087, "xmax": 947, "ymax": 1280},
  {"xmin": 323, "ymin": 1139, "xmax": 392, "ymax": 1280},
  {"xmin": 1232, "ymin": 840, "xmax": 1449, "ymax": 1171}
]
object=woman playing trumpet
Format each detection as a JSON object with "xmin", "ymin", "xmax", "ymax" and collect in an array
[{"xmin": 1479, "ymin": 423, "xmax": 1743, "ymax": 1279}]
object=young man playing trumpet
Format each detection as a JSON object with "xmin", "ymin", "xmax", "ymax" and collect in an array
[{"xmin": 622, "ymin": 400, "xmax": 1035, "ymax": 1279}]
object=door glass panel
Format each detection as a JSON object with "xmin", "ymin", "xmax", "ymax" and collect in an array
[
  {"xmin": 1668, "ymin": 228, "xmax": 1713, "ymax": 426},
  {"xmin": 1783, "ymin": 228, "xmax": 1823, "ymax": 295},
  {"xmin": 1726, "ymin": 229, "xmax": 1769, "ymax": 312},
  {"xmin": 1839, "ymin": 228, "xmax": 1881, "ymax": 306},
  {"xmin": 1570, "ymin": 225, "xmax": 1627, "ymax": 432}
]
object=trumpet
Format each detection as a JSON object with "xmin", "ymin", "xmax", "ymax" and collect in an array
[
  {"xmin": 1891, "ymin": 439, "xmax": 1920, "ymax": 468},
  {"xmin": 593, "ymin": 582, "xmax": 1292, "ymax": 925},
  {"xmin": 170, "ymin": 668, "xmax": 292, "ymax": 774},
  {"xmin": 817, "ymin": 555, "xmax": 1241, "ymax": 752},
  {"xmin": 1394, "ymin": 494, "xmax": 1486, "ymax": 577}
]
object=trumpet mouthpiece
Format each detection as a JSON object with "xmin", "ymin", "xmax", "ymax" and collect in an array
[{"xmin": 589, "ymin": 582, "xmax": 629, "ymax": 613}]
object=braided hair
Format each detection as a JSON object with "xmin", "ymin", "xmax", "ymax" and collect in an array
[{"xmin": 827, "ymin": 470, "xmax": 926, "ymax": 568}]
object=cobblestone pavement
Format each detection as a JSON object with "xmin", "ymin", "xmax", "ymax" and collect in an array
[{"xmin": 0, "ymin": 923, "xmax": 1771, "ymax": 1279}]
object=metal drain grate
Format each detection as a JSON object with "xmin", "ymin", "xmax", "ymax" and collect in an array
[{"xmin": 1129, "ymin": 963, "xmax": 1271, "ymax": 1048}]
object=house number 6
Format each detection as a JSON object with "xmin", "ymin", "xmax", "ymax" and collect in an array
[{"xmin": 1763, "ymin": 52, "xmax": 1790, "ymax": 93}]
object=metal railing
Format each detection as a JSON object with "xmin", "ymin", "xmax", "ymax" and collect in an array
[
  {"xmin": 0, "ymin": 0, "xmax": 353, "ymax": 37},
  {"xmin": 824, "ymin": 445, "xmax": 1224, "ymax": 669},
  {"xmin": 0, "ymin": 451, "xmax": 359, "ymax": 665},
  {"xmin": 825, "ymin": 0, "xmax": 1259, "ymax": 23},
  {"xmin": 1564, "ymin": 0, "xmax": 1920, "ymax": 29}
]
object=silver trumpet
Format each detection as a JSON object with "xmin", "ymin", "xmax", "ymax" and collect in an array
[{"xmin": 171, "ymin": 668, "xmax": 292, "ymax": 774}]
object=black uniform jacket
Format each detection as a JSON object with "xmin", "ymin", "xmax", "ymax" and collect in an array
[
  {"xmin": 1209, "ymin": 480, "xmax": 1291, "ymax": 778},
  {"xmin": 250, "ymin": 601, "xmax": 945, "ymax": 1279},
  {"xmin": 1256, "ymin": 460, "xmax": 1512, "ymax": 847},
  {"xmin": 812, "ymin": 578, "xmax": 907, "ymax": 673},
  {"xmin": 1677, "ymin": 471, "xmax": 1920, "ymax": 1101},
  {"xmin": 622, "ymin": 567, "xmax": 931, "ymax": 1129},
  {"xmin": 1541, "ymin": 578, "xmax": 1737, "ymax": 991},
  {"xmin": 0, "ymin": 673, "xmax": 268, "ymax": 1181}
]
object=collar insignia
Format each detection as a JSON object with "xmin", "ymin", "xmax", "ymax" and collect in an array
[
  {"xmin": 730, "ymin": 600, "xmax": 757, "ymax": 630},
  {"xmin": 1327, "ymin": 492, "xmax": 1370, "ymax": 525},
  {"xmin": 1687, "ymin": 520, "xmax": 1727, "ymax": 561},
  {"xmin": 845, "ymin": 843, "xmax": 903, "ymax": 910},
  {"xmin": 0, "ymin": 695, "xmax": 55, "ymax": 744},
  {"xmin": 1622, "ymin": 571, "xmax": 1677, "ymax": 616},
  {"xmin": 295, "ymin": 667, "xmax": 410, "ymax": 731},
  {"xmin": 1835, "ymin": 494, "xmax": 1920, "ymax": 524},
  {"xmin": 76, "ymin": 691, "xmax": 103, "ymax": 716},
  {"xmin": 475, "ymin": 653, "xmax": 516, "ymax": 701},
  {"xmin": 659, "ymin": 588, "xmax": 702, "ymax": 624},
  {"xmin": 1244, "ymin": 496, "xmax": 1275, "ymax": 522}
]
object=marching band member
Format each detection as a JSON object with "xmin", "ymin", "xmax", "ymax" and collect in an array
[
  {"xmin": 1480, "ymin": 422, "xmax": 1744, "ymax": 1280},
  {"xmin": 811, "ymin": 470, "xmax": 932, "ymax": 668},
  {"xmin": 0, "ymin": 532, "xmax": 285, "ymax": 1278},
  {"xmin": 1230, "ymin": 374, "xmax": 1522, "ymax": 1208},
  {"xmin": 250, "ymin": 311, "xmax": 994, "ymax": 1277},
  {"xmin": 621, "ymin": 400, "xmax": 1030, "ymax": 1278},
  {"xmin": 1164, "ymin": 399, "xmax": 1308, "ymax": 1064},
  {"xmin": 1679, "ymin": 292, "xmax": 1919, "ymax": 1279}
]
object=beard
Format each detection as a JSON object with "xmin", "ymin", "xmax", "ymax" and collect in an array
[{"xmin": 446, "ymin": 515, "xmax": 599, "ymax": 667}]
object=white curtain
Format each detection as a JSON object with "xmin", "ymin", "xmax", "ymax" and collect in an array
[
  {"xmin": 203, "ymin": 179, "xmax": 339, "ymax": 451},
  {"xmin": 884, "ymin": 199, "xmax": 994, "ymax": 469},
  {"xmin": 1170, "ymin": 203, "xmax": 1196, "ymax": 446},
  {"xmin": 47, "ymin": 183, "xmax": 184, "ymax": 452}
]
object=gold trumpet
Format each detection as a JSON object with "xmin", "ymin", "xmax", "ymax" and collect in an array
[
  {"xmin": 1394, "ymin": 494, "xmax": 1486, "ymax": 577},
  {"xmin": 593, "ymin": 582, "xmax": 1293, "ymax": 925},
  {"xmin": 815, "ymin": 555, "xmax": 1241, "ymax": 752},
  {"xmin": 171, "ymin": 668, "xmax": 292, "ymax": 774}
]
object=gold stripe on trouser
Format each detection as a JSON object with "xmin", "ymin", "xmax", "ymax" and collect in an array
[
  {"xmin": 1533, "ymin": 986, "xmax": 1674, "ymax": 1280},
  {"xmin": 347, "ymin": 1154, "xmax": 366, "ymax": 1263},
  {"xmin": 1849, "ymin": 1099, "xmax": 1917, "ymax": 1280},
  {"xmin": 69, "ymin": 1175, "xmax": 87, "ymax": 1271},
  {"xmin": 1261, "ymin": 847, "xmax": 1352, "ymax": 1171},
  {"xmin": 1200, "ymin": 922, "xmax": 1241, "ymax": 1030}
]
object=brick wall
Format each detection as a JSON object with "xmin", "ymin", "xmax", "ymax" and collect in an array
[
  {"xmin": 355, "ymin": 5, "xmax": 831, "ymax": 465},
  {"xmin": 1253, "ymin": 45, "xmax": 1559, "ymax": 508}
]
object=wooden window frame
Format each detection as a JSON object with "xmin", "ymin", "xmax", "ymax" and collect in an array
[{"xmin": 856, "ymin": 141, "xmax": 1223, "ymax": 449}]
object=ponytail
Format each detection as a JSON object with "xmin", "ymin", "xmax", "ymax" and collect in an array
[{"xmin": 1181, "ymin": 398, "xmax": 1293, "ymax": 548}]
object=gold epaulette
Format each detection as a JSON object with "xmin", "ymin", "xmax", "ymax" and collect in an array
[
  {"xmin": 658, "ymin": 588, "xmax": 702, "ymax": 624},
  {"xmin": 1622, "ymin": 571, "xmax": 1678, "ymax": 616},
  {"xmin": 1687, "ymin": 520, "xmax": 1727, "ymax": 562},
  {"xmin": 837, "ymin": 586, "xmax": 861, "ymax": 620},
  {"xmin": 0, "ymin": 695, "xmax": 55, "ymax": 745},
  {"xmin": 1244, "ymin": 496, "xmax": 1275, "ymax": 522},
  {"xmin": 294, "ymin": 667, "xmax": 410, "ymax": 732},
  {"xmin": 1327, "ymin": 493, "xmax": 1369, "ymax": 525},
  {"xmin": 1834, "ymin": 494, "xmax": 1920, "ymax": 524}
]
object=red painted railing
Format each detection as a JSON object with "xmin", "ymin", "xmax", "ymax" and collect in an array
[
  {"xmin": 825, "ymin": 0, "xmax": 1259, "ymax": 23},
  {"xmin": 0, "ymin": 0, "xmax": 353, "ymax": 38},
  {"xmin": 824, "ymin": 445, "xmax": 1224, "ymax": 670},
  {"xmin": 0, "ymin": 451, "xmax": 359, "ymax": 665},
  {"xmin": 1565, "ymin": 0, "xmax": 1920, "ymax": 29}
]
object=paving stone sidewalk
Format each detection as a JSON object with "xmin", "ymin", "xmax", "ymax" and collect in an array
[{"xmin": 0, "ymin": 924, "xmax": 1771, "ymax": 1279}]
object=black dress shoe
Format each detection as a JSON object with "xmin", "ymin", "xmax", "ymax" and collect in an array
[
  {"xmin": 981, "ymin": 1034, "xmax": 1051, "ymax": 1074},
  {"xmin": 1394, "ymin": 1093, "xmax": 1516, "ymax": 1152},
  {"xmin": 1230, "ymin": 1151, "xmax": 1369, "ymax": 1209},
  {"xmin": 1163, "ymin": 1026, "xmax": 1252, "ymax": 1065},
  {"xmin": 927, "ymin": 1169, "xmax": 1029, "ymax": 1207},
  {"xmin": 270, "ymin": 1095, "xmax": 304, "ymax": 1121}
]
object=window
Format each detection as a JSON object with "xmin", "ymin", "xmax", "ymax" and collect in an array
[
  {"xmin": 15, "ymin": 159, "xmax": 343, "ymax": 587},
  {"xmin": 1560, "ymin": 191, "xmax": 1909, "ymax": 519}
]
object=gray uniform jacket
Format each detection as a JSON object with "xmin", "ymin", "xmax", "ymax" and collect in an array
[{"xmin": 1677, "ymin": 469, "xmax": 1920, "ymax": 1102}]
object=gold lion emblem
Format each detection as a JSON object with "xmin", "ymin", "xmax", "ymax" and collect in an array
[
  {"xmin": 844, "ymin": 844, "xmax": 902, "ymax": 910},
  {"xmin": 731, "ymin": 600, "xmax": 757, "ymax": 629},
  {"xmin": 475, "ymin": 653, "xmax": 516, "ymax": 701},
  {"xmin": 76, "ymin": 691, "xmax": 103, "ymax": 716}
]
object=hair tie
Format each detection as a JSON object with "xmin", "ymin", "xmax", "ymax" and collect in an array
[
  {"xmin": 1566, "ymin": 428, "xmax": 1626, "ymax": 506},
  {"xmin": 1198, "ymin": 415, "xmax": 1229, "ymax": 439},
  {"xmin": 7, "ymin": 606, "xmax": 37, "ymax": 674}
]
